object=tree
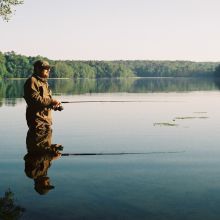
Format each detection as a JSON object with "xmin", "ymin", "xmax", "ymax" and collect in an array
[
  {"xmin": 52, "ymin": 61, "xmax": 73, "ymax": 78},
  {"xmin": 0, "ymin": 0, "xmax": 24, "ymax": 21},
  {"xmin": 0, "ymin": 51, "xmax": 8, "ymax": 78},
  {"xmin": 0, "ymin": 188, "xmax": 25, "ymax": 219}
]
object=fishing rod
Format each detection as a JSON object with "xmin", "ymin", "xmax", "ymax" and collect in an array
[
  {"xmin": 55, "ymin": 99, "xmax": 183, "ymax": 111},
  {"xmin": 55, "ymin": 100, "xmax": 149, "ymax": 110},
  {"xmin": 60, "ymin": 100, "xmax": 183, "ymax": 104},
  {"xmin": 61, "ymin": 100, "xmax": 149, "ymax": 104},
  {"xmin": 61, "ymin": 151, "xmax": 185, "ymax": 156}
]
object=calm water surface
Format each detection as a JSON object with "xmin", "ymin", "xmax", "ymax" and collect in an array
[{"xmin": 1, "ymin": 78, "xmax": 220, "ymax": 220}]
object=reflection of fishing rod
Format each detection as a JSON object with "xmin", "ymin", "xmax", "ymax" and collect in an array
[{"xmin": 61, "ymin": 151, "xmax": 185, "ymax": 156}]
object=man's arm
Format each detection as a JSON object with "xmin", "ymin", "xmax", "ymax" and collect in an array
[{"xmin": 24, "ymin": 77, "xmax": 53, "ymax": 107}]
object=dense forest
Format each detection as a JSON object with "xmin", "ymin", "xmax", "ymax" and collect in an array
[{"xmin": 0, "ymin": 51, "xmax": 220, "ymax": 79}]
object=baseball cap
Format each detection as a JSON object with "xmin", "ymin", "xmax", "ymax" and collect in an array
[{"xmin": 34, "ymin": 60, "xmax": 51, "ymax": 70}]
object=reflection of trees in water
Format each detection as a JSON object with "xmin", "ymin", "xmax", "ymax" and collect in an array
[
  {"xmin": 0, "ymin": 189, "xmax": 25, "ymax": 220},
  {"xmin": 48, "ymin": 77, "xmax": 219, "ymax": 94},
  {"xmin": 132, "ymin": 78, "xmax": 217, "ymax": 92},
  {"xmin": 213, "ymin": 78, "xmax": 220, "ymax": 90},
  {"xmin": 0, "ymin": 78, "xmax": 219, "ymax": 106},
  {"xmin": 0, "ymin": 79, "xmax": 25, "ymax": 106},
  {"xmin": 36, "ymin": 78, "xmax": 136, "ymax": 95}
]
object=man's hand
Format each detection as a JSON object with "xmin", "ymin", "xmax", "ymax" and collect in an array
[{"xmin": 51, "ymin": 99, "xmax": 61, "ymax": 107}]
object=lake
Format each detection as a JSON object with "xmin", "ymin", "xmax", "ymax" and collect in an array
[{"xmin": 1, "ymin": 77, "xmax": 220, "ymax": 220}]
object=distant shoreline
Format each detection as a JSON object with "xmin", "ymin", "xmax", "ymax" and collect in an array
[
  {"xmin": 1, "ymin": 52, "xmax": 219, "ymax": 79},
  {"xmin": 1, "ymin": 76, "xmax": 216, "ymax": 80}
]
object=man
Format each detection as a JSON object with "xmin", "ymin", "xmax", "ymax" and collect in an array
[{"xmin": 24, "ymin": 60, "xmax": 61, "ymax": 130}]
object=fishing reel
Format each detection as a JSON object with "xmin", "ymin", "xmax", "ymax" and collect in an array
[{"xmin": 53, "ymin": 105, "xmax": 64, "ymax": 111}]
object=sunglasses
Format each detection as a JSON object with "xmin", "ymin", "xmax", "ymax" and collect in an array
[{"xmin": 42, "ymin": 66, "xmax": 51, "ymax": 70}]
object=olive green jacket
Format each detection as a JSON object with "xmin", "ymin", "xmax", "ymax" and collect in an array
[{"xmin": 24, "ymin": 74, "xmax": 53, "ymax": 129}]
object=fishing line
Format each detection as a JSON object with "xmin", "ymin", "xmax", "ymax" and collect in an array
[
  {"xmin": 61, "ymin": 151, "xmax": 185, "ymax": 156},
  {"xmin": 61, "ymin": 100, "xmax": 183, "ymax": 104}
]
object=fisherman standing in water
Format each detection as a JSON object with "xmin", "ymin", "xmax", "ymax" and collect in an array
[{"xmin": 24, "ymin": 60, "xmax": 62, "ymax": 130}]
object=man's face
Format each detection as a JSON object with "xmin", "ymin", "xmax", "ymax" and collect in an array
[{"xmin": 39, "ymin": 68, "xmax": 50, "ymax": 78}]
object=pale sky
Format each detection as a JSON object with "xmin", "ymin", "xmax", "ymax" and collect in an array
[{"xmin": 1, "ymin": 0, "xmax": 220, "ymax": 61}]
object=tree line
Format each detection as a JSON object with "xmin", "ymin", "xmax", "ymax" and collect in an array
[{"xmin": 0, "ymin": 51, "xmax": 220, "ymax": 79}]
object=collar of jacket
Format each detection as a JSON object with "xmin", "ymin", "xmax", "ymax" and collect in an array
[{"xmin": 33, "ymin": 74, "xmax": 48, "ymax": 83}]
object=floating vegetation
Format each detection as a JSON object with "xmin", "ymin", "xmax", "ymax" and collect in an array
[
  {"xmin": 153, "ymin": 122, "xmax": 178, "ymax": 127},
  {"xmin": 154, "ymin": 112, "xmax": 209, "ymax": 128},
  {"xmin": 194, "ymin": 112, "xmax": 207, "ymax": 114},
  {"xmin": 174, "ymin": 116, "xmax": 197, "ymax": 120},
  {"xmin": 173, "ymin": 116, "xmax": 209, "ymax": 120}
]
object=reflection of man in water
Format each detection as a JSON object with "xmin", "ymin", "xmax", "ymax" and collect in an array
[
  {"xmin": 24, "ymin": 128, "xmax": 62, "ymax": 195},
  {"xmin": 23, "ymin": 60, "xmax": 61, "ymax": 130}
]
